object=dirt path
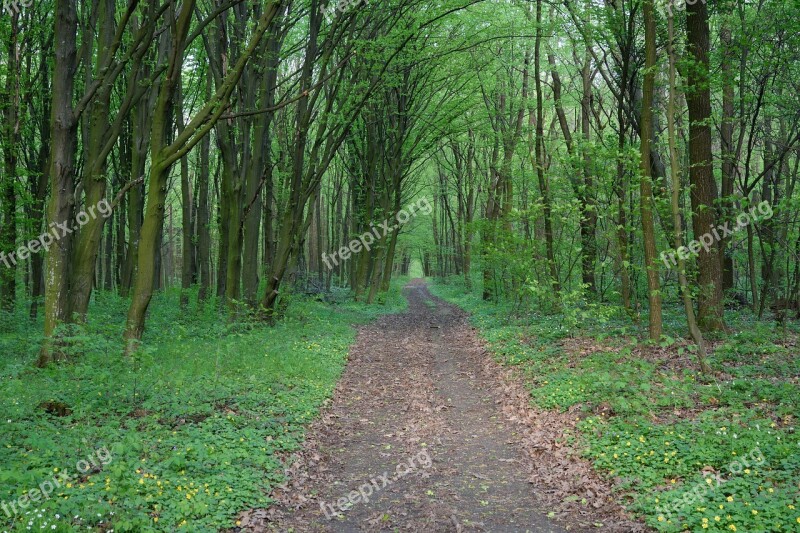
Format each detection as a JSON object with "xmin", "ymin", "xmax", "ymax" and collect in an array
[{"xmin": 244, "ymin": 280, "xmax": 644, "ymax": 532}]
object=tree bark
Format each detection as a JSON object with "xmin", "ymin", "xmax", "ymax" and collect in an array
[
  {"xmin": 666, "ymin": 10, "xmax": 710, "ymax": 372},
  {"xmin": 1, "ymin": 12, "xmax": 20, "ymax": 312},
  {"xmin": 177, "ymin": 81, "xmax": 193, "ymax": 308},
  {"xmin": 69, "ymin": 0, "xmax": 117, "ymax": 320},
  {"xmin": 639, "ymin": 0, "xmax": 663, "ymax": 340},
  {"xmin": 579, "ymin": 52, "xmax": 597, "ymax": 293},
  {"xmin": 39, "ymin": 0, "xmax": 79, "ymax": 365},
  {"xmin": 686, "ymin": 0, "xmax": 724, "ymax": 331},
  {"xmin": 196, "ymin": 76, "xmax": 212, "ymax": 302},
  {"xmin": 719, "ymin": 15, "xmax": 736, "ymax": 292},
  {"xmin": 534, "ymin": 0, "xmax": 560, "ymax": 297}
]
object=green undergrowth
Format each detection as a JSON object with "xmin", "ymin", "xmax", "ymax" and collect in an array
[
  {"xmin": 0, "ymin": 282, "xmax": 406, "ymax": 532},
  {"xmin": 429, "ymin": 277, "xmax": 800, "ymax": 533}
]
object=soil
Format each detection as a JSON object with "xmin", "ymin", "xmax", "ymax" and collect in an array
[{"xmin": 237, "ymin": 279, "xmax": 648, "ymax": 532}]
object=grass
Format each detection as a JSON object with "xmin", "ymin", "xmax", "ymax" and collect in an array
[
  {"xmin": 0, "ymin": 282, "xmax": 407, "ymax": 532},
  {"xmin": 429, "ymin": 276, "xmax": 800, "ymax": 533}
]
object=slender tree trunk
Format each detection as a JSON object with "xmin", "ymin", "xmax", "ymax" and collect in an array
[
  {"xmin": 263, "ymin": 161, "xmax": 274, "ymax": 271},
  {"xmin": 260, "ymin": 0, "xmax": 322, "ymax": 313},
  {"xmin": 686, "ymin": 0, "xmax": 724, "ymax": 331},
  {"xmin": 640, "ymin": 0, "xmax": 663, "ymax": 340},
  {"xmin": 28, "ymin": 31, "xmax": 52, "ymax": 319},
  {"xmin": 261, "ymin": 211, "xmax": 296, "ymax": 312},
  {"xmin": 367, "ymin": 246, "xmax": 385, "ymax": 303},
  {"xmin": 616, "ymin": 121, "xmax": 632, "ymax": 311},
  {"xmin": 68, "ymin": 0, "xmax": 116, "ymax": 320},
  {"xmin": 747, "ymin": 223, "xmax": 758, "ymax": 312},
  {"xmin": 242, "ymin": 31, "xmax": 281, "ymax": 306},
  {"xmin": 121, "ymin": 90, "xmax": 151, "ymax": 297},
  {"xmin": 481, "ymin": 138, "xmax": 500, "ymax": 300},
  {"xmin": 666, "ymin": 11, "xmax": 710, "ymax": 372},
  {"xmin": 215, "ymin": 162, "xmax": 228, "ymax": 299},
  {"xmin": 579, "ymin": 52, "xmax": 597, "ymax": 293},
  {"xmin": 719, "ymin": 15, "xmax": 735, "ymax": 292},
  {"xmin": 463, "ymin": 155, "xmax": 474, "ymax": 290},
  {"xmin": 612, "ymin": 5, "xmax": 632, "ymax": 313},
  {"xmin": 1, "ymin": 12, "xmax": 20, "ymax": 312},
  {"xmin": 534, "ymin": 0, "xmax": 560, "ymax": 296},
  {"xmin": 103, "ymin": 209, "xmax": 114, "ymax": 291},
  {"xmin": 242, "ymin": 131, "xmax": 268, "ymax": 306},
  {"xmin": 381, "ymin": 230, "xmax": 399, "ymax": 292},
  {"xmin": 216, "ymin": 120, "xmax": 242, "ymax": 303},
  {"xmin": 124, "ymin": 0, "xmax": 197, "ymax": 352},
  {"xmin": 178, "ymin": 82, "xmax": 193, "ymax": 308},
  {"xmin": 39, "ymin": 0, "xmax": 79, "ymax": 365},
  {"xmin": 197, "ymin": 96, "xmax": 212, "ymax": 302}
]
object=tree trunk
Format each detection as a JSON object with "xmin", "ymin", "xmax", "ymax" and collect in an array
[
  {"xmin": 686, "ymin": 0, "xmax": 724, "ymax": 331},
  {"xmin": 719, "ymin": 16, "xmax": 736, "ymax": 292},
  {"xmin": 39, "ymin": 0, "xmax": 79, "ymax": 365},
  {"xmin": 28, "ymin": 29, "xmax": 52, "ymax": 319},
  {"xmin": 639, "ymin": 0, "xmax": 663, "ymax": 340},
  {"xmin": 178, "ymin": 81, "xmax": 193, "ymax": 308},
  {"xmin": 103, "ymin": 203, "xmax": 114, "ymax": 291},
  {"xmin": 197, "ymin": 91, "xmax": 212, "ymax": 302},
  {"xmin": 242, "ymin": 29, "xmax": 282, "ymax": 305},
  {"xmin": 579, "ymin": 52, "xmax": 597, "ymax": 293},
  {"xmin": 124, "ymin": 0, "xmax": 198, "ymax": 352},
  {"xmin": 666, "ymin": 10, "xmax": 710, "ymax": 373},
  {"xmin": 0, "ymin": 12, "xmax": 20, "ymax": 312},
  {"xmin": 121, "ymin": 88, "xmax": 151, "ymax": 297},
  {"xmin": 68, "ymin": 0, "xmax": 116, "ymax": 320},
  {"xmin": 534, "ymin": 0, "xmax": 560, "ymax": 296}
]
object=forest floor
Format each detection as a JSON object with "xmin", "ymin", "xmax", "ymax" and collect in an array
[
  {"xmin": 5, "ymin": 278, "xmax": 795, "ymax": 532},
  {"xmin": 0, "ymin": 288, "xmax": 409, "ymax": 532},
  {"xmin": 245, "ymin": 280, "xmax": 643, "ymax": 532}
]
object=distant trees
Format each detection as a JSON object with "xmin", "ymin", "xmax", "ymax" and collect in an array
[
  {"xmin": 0, "ymin": 0, "xmax": 799, "ymax": 366},
  {"xmin": 0, "ymin": 0, "xmax": 482, "ymax": 361},
  {"xmin": 422, "ymin": 0, "xmax": 800, "ymax": 356}
]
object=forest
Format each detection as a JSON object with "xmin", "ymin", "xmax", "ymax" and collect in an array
[{"xmin": 0, "ymin": 0, "xmax": 799, "ymax": 531}]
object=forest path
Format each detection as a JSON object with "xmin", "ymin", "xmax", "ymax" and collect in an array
[{"xmin": 252, "ymin": 280, "xmax": 626, "ymax": 532}]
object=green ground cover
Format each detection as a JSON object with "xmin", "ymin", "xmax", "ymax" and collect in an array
[{"xmin": 0, "ymin": 283, "xmax": 406, "ymax": 532}]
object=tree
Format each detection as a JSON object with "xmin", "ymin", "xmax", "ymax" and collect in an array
[
  {"xmin": 685, "ymin": 0, "xmax": 724, "ymax": 331},
  {"xmin": 38, "ymin": 0, "xmax": 79, "ymax": 366},
  {"xmin": 639, "ymin": 0, "xmax": 662, "ymax": 340},
  {"xmin": 666, "ymin": 5, "xmax": 710, "ymax": 373},
  {"xmin": 124, "ymin": 0, "xmax": 284, "ymax": 352}
]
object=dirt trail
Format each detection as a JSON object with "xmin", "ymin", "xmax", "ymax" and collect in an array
[{"xmin": 248, "ymin": 280, "xmax": 643, "ymax": 532}]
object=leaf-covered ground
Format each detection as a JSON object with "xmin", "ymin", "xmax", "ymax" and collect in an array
[
  {"xmin": 0, "ymin": 285, "xmax": 407, "ymax": 532},
  {"xmin": 429, "ymin": 277, "xmax": 800, "ymax": 533}
]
